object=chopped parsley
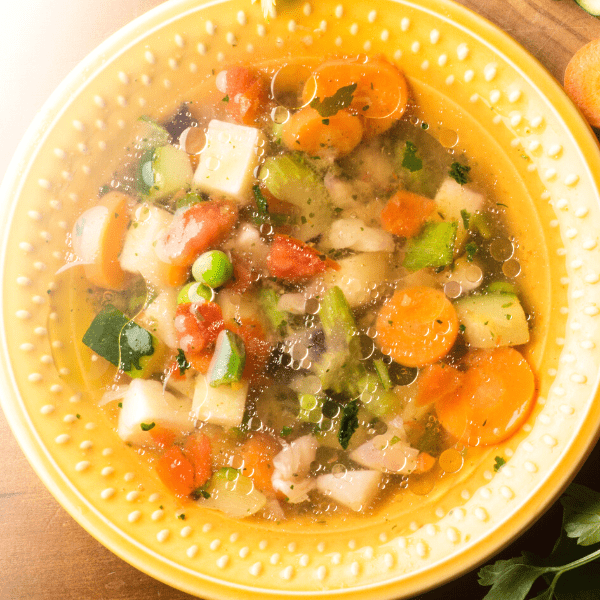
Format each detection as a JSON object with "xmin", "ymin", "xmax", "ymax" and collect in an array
[
  {"xmin": 310, "ymin": 83, "xmax": 357, "ymax": 117},
  {"xmin": 493, "ymin": 456, "xmax": 506, "ymax": 472},
  {"xmin": 449, "ymin": 162, "xmax": 471, "ymax": 185},
  {"xmin": 401, "ymin": 141, "xmax": 423, "ymax": 172},
  {"xmin": 460, "ymin": 209, "xmax": 471, "ymax": 229},
  {"xmin": 338, "ymin": 400, "xmax": 360, "ymax": 450},
  {"xmin": 252, "ymin": 184, "xmax": 269, "ymax": 214},
  {"xmin": 140, "ymin": 422, "xmax": 156, "ymax": 431},
  {"xmin": 175, "ymin": 348, "xmax": 191, "ymax": 376},
  {"xmin": 465, "ymin": 241, "xmax": 478, "ymax": 262}
]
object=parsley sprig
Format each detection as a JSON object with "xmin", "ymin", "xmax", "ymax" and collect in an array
[
  {"xmin": 310, "ymin": 83, "xmax": 357, "ymax": 118},
  {"xmin": 479, "ymin": 483, "xmax": 600, "ymax": 599}
]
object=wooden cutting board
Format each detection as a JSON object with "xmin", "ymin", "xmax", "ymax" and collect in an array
[{"xmin": 1, "ymin": 1, "xmax": 599, "ymax": 599}]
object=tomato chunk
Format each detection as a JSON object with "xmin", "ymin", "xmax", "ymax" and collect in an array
[
  {"xmin": 156, "ymin": 445, "xmax": 196, "ymax": 498},
  {"xmin": 226, "ymin": 318, "xmax": 271, "ymax": 383},
  {"xmin": 266, "ymin": 234, "xmax": 339, "ymax": 282},
  {"xmin": 221, "ymin": 66, "xmax": 269, "ymax": 125},
  {"xmin": 184, "ymin": 433, "xmax": 213, "ymax": 489},
  {"xmin": 174, "ymin": 301, "xmax": 225, "ymax": 354},
  {"xmin": 156, "ymin": 200, "xmax": 238, "ymax": 268}
]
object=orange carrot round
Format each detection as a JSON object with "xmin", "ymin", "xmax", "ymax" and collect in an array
[
  {"xmin": 281, "ymin": 106, "xmax": 363, "ymax": 158},
  {"xmin": 416, "ymin": 362, "xmax": 463, "ymax": 407},
  {"xmin": 184, "ymin": 434, "xmax": 213, "ymax": 489},
  {"xmin": 240, "ymin": 432, "xmax": 281, "ymax": 495},
  {"xmin": 564, "ymin": 39, "xmax": 600, "ymax": 128},
  {"xmin": 71, "ymin": 190, "xmax": 132, "ymax": 290},
  {"xmin": 375, "ymin": 287, "xmax": 459, "ymax": 367},
  {"xmin": 381, "ymin": 190, "xmax": 436, "ymax": 238},
  {"xmin": 156, "ymin": 445, "xmax": 196, "ymax": 498},
  {"xmin": 434, "ymin": 347, "xmax": 536, "ymax": 446},
  {"xmin": 303, "ymin": 55, "xmax": 409, "ymax": 136}
]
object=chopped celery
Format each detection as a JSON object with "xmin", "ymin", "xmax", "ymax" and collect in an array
[
  {"xmin": 485, "ymin": 281, "xmax": 517, "ymax": 295},
  {"xmin": 402, "ymin": 221, "xmax": 458, "ymax": 272},
  {"xmin": 470, "ymin": 212, "xmax": 493, "ymax": 239},
  {"xmin": 357, "ymin": 373, "xmax": 400, "ymax": 418},
  {"xmin": 373, "ymin": 359, "xmax": 393, "ymax": 391},
  {"xmin": 82, "ymin": 304, "xmax": 162, "ymax": 378},
  {"xmin": 298, "ymin": 393, "xmax": 324, "ymax": 423},
  {"xmin": 258, "ymin": 288, "xmax": 287, "ymax": 334},
  {"xmin": 319, "ymin": 286, "xmax": 358, "ymax": 346},
  {"xmin": 259, "ymin": 154, "xmax": 332, "ymax": 241},
  {"xmin": 135, "ymin": 115, "xmax": 171, "ymax": 151},
  {"xmin": 208, "ymin": 330, "xmax": 246, "ymax": 387}
]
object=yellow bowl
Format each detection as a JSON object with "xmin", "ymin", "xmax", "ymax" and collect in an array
[{"xmin": 2, "ymin": 0, "xmax": 600, "ymax": 598}]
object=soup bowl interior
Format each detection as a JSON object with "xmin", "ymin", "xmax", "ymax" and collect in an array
[{"xmin": 1, "ymin": 0, "xmax": 600, "ymax": 598}]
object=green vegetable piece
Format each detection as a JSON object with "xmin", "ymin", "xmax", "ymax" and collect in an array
[
  {"xmin": 448, "ymin": 161, "xmax": 471, "ymax": 185},
  {"xmin": 486, "ymin": 281, "xmax": 517, "ymax": 295},
  {"xmin": 252, "ymin": 184, "xmax": 269, "ymax": 214},
  {"xmin": 465, "ymin": 240, "xmax": 478, "ymax": 262},
  {"xmin": 493, "ymin": 456, "xmax": 506, "ymax": 472},
  {"xmin": 82, "ymin": 304, "xmax": 158, "ymax": 378},
  {"xmin": 175, "ymin": 349, "xmax": 191, "ymax": 376},
  {"xmin": 192, "ymin": 250, "xmax": 233, "ymax": 288},
  {"xmin": 214, "ymin": 467, "xmax": 240, "ymax": 481},
  {"xmin": 401, "ymin": 141, "xmax": 423, "ymax": 172},
  {"xmin": 298, "ymin": 394, "xmax": 324, "ymax": 424},
  {"xmin": 208, "ymin": 330, "xmax": 246, "ymax": 387},
  {"xmin": 140, "ymin": 422, "xmax": 156, "ymax": 431},
  {"xmin": 319, "ymin": 286, "xmax": 358, "ymax": 345},
  {"xmin": 310, "ymin": 83, "xmax": 357, "ymax": 118},
  {"xmin": 373, "ymin": 359, "xmax": 393, "ymax": 391},
  {"xmin": 258, "ymin": 288, "xmax": 287, "ymax": 333},
  {"xmin": 177, "ymin": 281, "xmax": 214, "ymax": 304},
  {"xmin": 358, "ymin": 373, "xmax": 399, "ymax": 417},
  {"xmin": 137, "ymin": 148, "xmax": 156, "ymax": 195},
  {"xmin": 136, "ymin": 115, "xmax": 171, "ymax": 151},
  {"xmin": 176, "ymin": 192, "xmax": 204, "ymax": 210},
  {"xmin": 460, "ymin": 208, "xmax": 470, "ymax": 229},
  {"xmin": 338, "ymin": 400, "xmax": 360, "ymax": 450},
  {"xmin": 402, "ymin": 221, "xmax": 458, "ymax": 272},
  {"xmin": 136, "ymin": 144, "xmax": 193, "ymax": 200},
  {"xmin": 470, "ymin": 212, "xmax": 493, "ymax": 239}
]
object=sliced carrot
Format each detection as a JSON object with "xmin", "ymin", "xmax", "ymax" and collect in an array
[
  {"xmin": 186, "ymin": 348, "xmax": 214, "ymax": 374},
  {"xmin": 375, "ymin": 287, "xmax": 459, "ymax": 368},
  {"xmin": 155, "ymin": 445, "xmax": 196, "ymax": 498},
  {"xmin": 281, "ymin": 106, "xmax": 363, "ymax": 158},
  {"xmin": 416, "ymin": 362, "xmax": 463, "ymax": 407},
  {"xmin": 71, "ymin": 190, "xmax": 132, "ymax": 290},
  {"xmin": 240, "ymin": 432, "xmax": 281, "ymax": 495},
  {"xmin": 413, "ymin": 452, "xmax": 436, "ymax": 474},
  {"xmin": 267, "ymin": 234, "xmax": 339, "ymax": 282},
  {"xmin": 434, "ymin": 347, "xmax": 536, "ymax": 446},
  {"xmin": 221, "ymin": 66, "xmax": 269, "ymax": 125},
  {"xmin": 303, "ymin": 55, "xmax": 409, "ymax": 137},
  {"xmin": 381, "ymin": 190, "xmax": 436, "ymax": 238},
  {"xmin": 184, "ymin": 433, "xmax": 213, "ymax": 489},
  {"xmin": 564, "ymin": 39, "xmax": 600, "ymax": 128},
  {"xmin": 150, "ymin": 426, "xmax": 177, "ymax": 450}
]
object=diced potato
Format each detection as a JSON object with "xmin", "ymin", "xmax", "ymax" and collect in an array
[
  {"xmin": 437, "ymin": 256, "xmax": 484, "ymax": 295},
  {"xmin": 192, "ymin": 372, "xmax": 248, "ymax": 428},
  {"xmin": 328, "ymin": 218, "xmax": 395, "ymax": 253},
  {"xmin": 136, "ymin": 289, "xmax": 179, "ymax": 349},
  {"xmin": 117, "ymin": 379, "xmax": 195, "ymax": 446},
  {"xmin": 434, "ymin": 178, "xmax": 486, "ymax": 249},
  {"xmin": 316, "ymin": 470, "xmax": 382, "ymax": 512},
  {"xmin": 454, "ymin": 292, "xmax": 530, "ymax": 348},
  {"xmin": 317, "ymin": 252, "xmax": 392, "ymax": 308},
  {"xmin": 217, "ymin": 289, "xmax": 263, "ymax": 323},
  {"xmin": 120, "ymin": 204, "xmax": 184, "ymax": 288},
  {"xmin": 201, "ymin": 468, "xmax": 267, "ymax": 518},
  {"xmin": 194, "ymin": 119, "xmax": 267, "ymax": 204}
]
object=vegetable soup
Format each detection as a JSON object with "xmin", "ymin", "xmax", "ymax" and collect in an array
[{"xmin": 62, "ymin": 55, "xmax": 536, "ymax": 521}]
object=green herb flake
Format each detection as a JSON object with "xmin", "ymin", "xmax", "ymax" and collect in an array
[
  {"xmin": 401, "ymin": 141, "xmax": 423, "ymax": 172},
  {"xmin": 176, "ymin": 348, "xmax": 191, "ymax": 376},
  {"xmin": 222, "ymin": 95, "xmax": 230, "ymax": 102},
  {"xmin": 140, "ymin": 422, "xmax": 156, "ymax": 431},
  {"xmin": 322, "ymin": 118, "xmax": 330, "ymax": 125},
  {"xmin": 118, "ymin": 402, "xmax": 123, "ymax": 408},
  {"xmin": 459, "ymin": 324, "xmax": 466, "ymax": 333},
  {"xmin": 177, "ymin": 513, "xmax": 186, "ymax": 520},
  {"xmin": 465, "ymin": 241, "xmax": 478, "ymax": 262},
  {"xmin": 449, "ymin": 162, "xmax": 471, "ymax": 185},
  {"xmin": 493, "ymin": 456, "xmax": 506, "ymax": 472},
  {"xmin": 338, "ymin": 400, "xmax": 360, "ymax": 450},
  {"xmin": 460, "ymin": 209, "xmax": 471, "ymax": 229},
  {"xmin": 310, "ymin": 83, "xmax": 357, "ymax": 118}
]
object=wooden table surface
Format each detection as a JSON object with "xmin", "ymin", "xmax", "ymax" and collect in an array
[{"xmin": 1, "ymin": 1, "xmax": 600, "ymax": 599}]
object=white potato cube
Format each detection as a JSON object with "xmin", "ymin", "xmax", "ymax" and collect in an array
[
  {"xmin": 194, "ymin": 119, "xmax": 266, "ymax": 203},
  {"xmin": 136, "ymin": 289, "xmax": 179, "ymax": 349},
  {"xmin": 117, "ymin": 379, "xmax": 195, "ymax": 446},
  {"xmin": 316, "ymin": 470, "xmax": 382, "ymax": 512},
  {"xmin": 434, "ymin": 178, "xmax": 486, "ymax": 248},
  {"xmin": 192, "ymin": 372, "xmax": 248, "ymax": 429},
  {"xmin": 120, "ymin": 204, "xmax": 177, "ymax": 288}
]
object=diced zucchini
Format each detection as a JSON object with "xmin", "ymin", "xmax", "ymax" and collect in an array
[
  {"xmin": 258, "ymin": 288, "xmax": 287, "ymax": 333},
  {"xmin": 192, "ymin": 372, "xmax": 248, "ymax": 428},
  {"xmin": 454, "ymin": 292, "xmax": 530, "ymax": 348},
  {"xmin": 403, "ymin": 221, "xmax": 458, "ymax": 272},
  {"xmin": 357, "ymin": 373, "xmax": 400, "ymax": 418},
  {"xmin": 194, "ymin": 119, "xmax": 267, "ymax": 204},
  {"xmin": 200, "ymin": 468, "xmax": 267, "ymax": 518},
  {"xmin": 82, "ymin": 304, "xmax": 163, "ymax": 378},
  {"xmin": 135, "ymin": 115, "xmax": 171, "ymax": 151},
  {"xmin": 207, "ymin": 330, "xmax": 246, "ymax": 387},
  {"xmin": 575, "ymin": 0, "xmax": 600, "ymax": 16},
  {"xmin": 434, "ymin": 177, "xmax": 486, "ymax": 249},
  {"xmin": 318, "ymin": 252, "xmax": 391, "ymax": 307},
  {"xmin": 137, "ymin": 144, "xmax": 194, "ymax": 200},
  {"xmin": 316, "ymin": 470, "xmax": 382, "ymax": 512},
  {"xmin": 259, "ymin": 154, "xmax": 332, "ymax": 241},
  {"xmin": 117, "ymin": 379, "xmax": 194, "ymax": 446}
]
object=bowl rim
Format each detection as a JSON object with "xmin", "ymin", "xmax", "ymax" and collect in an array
[{"xmin": 1, "ymin": 0, "xmax": 600, "ymax": 597}]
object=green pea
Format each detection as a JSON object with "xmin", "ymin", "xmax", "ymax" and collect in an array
[
  {"xmin": 192, "ymin": 250, "xmax": 233, "ymax": 288},
  {"xmin": 177, "ymin": 281, "xmax": 214, "ymax": 305}
]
